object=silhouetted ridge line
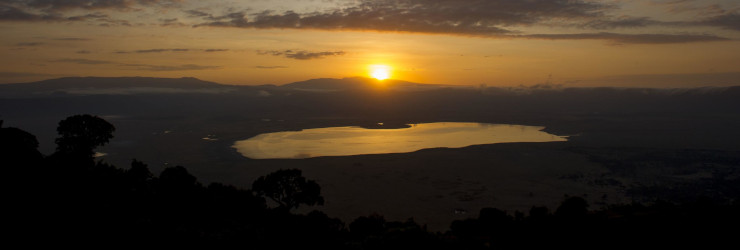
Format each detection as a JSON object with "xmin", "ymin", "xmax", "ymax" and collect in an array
[
  {"xmin": 280, "ymin": 77, "xmax": 446, "ymax": 91},
  {"xmin": 6, "ymin": 76, "xmax": 222, "ymax": 89}
]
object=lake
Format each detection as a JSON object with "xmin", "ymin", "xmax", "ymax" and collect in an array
[{"xmin": 232, "ymin": 122, "xmax": 568, "ymax": 159}]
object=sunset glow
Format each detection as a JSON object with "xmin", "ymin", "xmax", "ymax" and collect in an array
[
  {"xmin": 370, "ymin": 65, "xmax": 392, "ymax": 80},
  {"xmin": 0, "ymin": 0, "xmax": 738, "ymax": 87}
]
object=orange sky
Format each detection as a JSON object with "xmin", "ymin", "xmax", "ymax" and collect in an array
[{"xmin": 1, "ymin": 0, "xmax": 739, "ymax": 87}]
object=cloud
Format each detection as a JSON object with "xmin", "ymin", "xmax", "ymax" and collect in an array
[
  {"xmin": 50, "ymin": 57, "xmax": 219, "ymax": 71},
  {"xmin": 0, "ymin": 4, "xmax": 60, "ymax": 21},
  {"xmin": 196, "ymin": 0, "xmax": 614, "ymax": 36},
  {"xmin": 258, "ymin": 50, "xmax": 345, "ymax": 60},
  {"xmin": 52, "ymin": 58, "xmax": 114, "ymax": 64},
  {"xmin": 2, "ymin": 0, "xmax": 736, "ymax": 44},
  {"xmin": 159, "ymin": 17, "xmax": 185, "ymax": 26},
  {"xmin": 19, "ymin": 0, "xmax": 181, "ymax": 11},
  {"xmin": 115, "ymin": 48, "xmax": 228, "ymax": 53},
  {"xmin": 54, "ymin": 37, "xmax": 92, "ymax": 41},
  {"xmin": 522, "ymin": 32, "xmax": 729, "ymax": 44},
  {"xmin": 135, "ymin": 48, "xmax": 189, "ymax": 53},
  {"xmin": 121, "ymin": 63, "xmax": 220, "ymax": 71},
  {"xmin": 255, "ymin": 65, "xmax": 287, "ymax": 69},
  {"xmin": 186, "ymin": 0, "xmax": 735, "ymax": 44},
  {"xmin": 76, "ymin": 50, "xmax": 92, "ymax": 54},
  {"xmin": 15, "ymin": 42, "xmax": 44, "ymax": 46},
  {"xmin": 185, "ymin": 9, "xmax": 212, "ymax": 18},
  {"xmin": 0, "ymin": 71, "xmax": 57, "ymax": 78},
  {"xmin": 0, "ymin": 0, "xmax": 174, "ymax": 25},
  {"xmin": 701, "ymin": 12, "xmax": 740, "ymax": 31},
  {"xmin": 581, "ymin": 16, "xmax": 661, "ymax": 29},
  {"xmin": 0, "ymin": 4, "xmax": 132, "ymax": 26}
]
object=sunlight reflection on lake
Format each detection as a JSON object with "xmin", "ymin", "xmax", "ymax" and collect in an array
[{"xmin": 233, "ymin": 122, "xmax": 567, "ymax": 159}]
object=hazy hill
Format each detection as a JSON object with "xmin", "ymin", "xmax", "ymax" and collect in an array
[
  {"xmin": 280, "ymin": 77, "xmax": 451, "ymax": 91},
  {"xmin": 0, "ymin": 77, "xmax": 236, "ymax": 97}
]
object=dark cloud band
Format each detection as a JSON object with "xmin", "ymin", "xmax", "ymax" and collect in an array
[{"xmin": 258, "ymin": 50, "xmax": 345, "ymax": 60}]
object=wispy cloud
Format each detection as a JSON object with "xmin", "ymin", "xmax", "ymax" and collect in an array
[
  {"xmin": 18, "ymin": 0, "xmax": 180, "ymax": 11},
  {"xmin": 0, "ymin": 71, "xmax": 58, "ymax": 78},
  {"xmin": 1, "ymin": 0, "xmax": 737, "ymax": 44},
  {"xmin": 52, "ymin": 58, "xmax": 114, "ymax": 64},
  {"xmin": 15, "ymin": 42, "xmax": 44, "ymax": 46},
  {"xmin": 522, "ymin": 32, "xmax": 729, "ymax": 44},
  {"xmin": 123, "ymin": 63, "xmax": 221, "ymax": 71},
  {"xmin": 53, "ymin": 37, "xmax": 92, "ymax": 41},
  {"xmin": 159, "ymin": 17, "xmax": 186, "ymax": 27},
  {"xmin": 51, "ymin": 58, "xmax": 220, "ymax": 71},
  {"xmin": 255, "ymin": 65, "xmax": 288, "ymax": 69},
  {"xmin": 115, "ymin": 48, "xmax": 229, "ymax": 53},
  {"xmin": 204, "ymin": 49, "xmax": 229, "ymax": 52},
  {"xmin": 196, "ymin": 0, "xmax": 611, "ymax": 36},
  {"xmin": 701, "ymin": 12, "xmax": 740, "ymax": 31},
  {"xmin": 258, "ymin": 50, "xmax": 345, "ymax": 60}
]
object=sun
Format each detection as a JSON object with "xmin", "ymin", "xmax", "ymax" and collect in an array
[{"xmin": 369, "ymin": 65, "xmax": 391, "ymax": 80}]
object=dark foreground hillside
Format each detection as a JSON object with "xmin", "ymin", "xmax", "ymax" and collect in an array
[{"xmin": 3, "ymin": 115, "xmax": 739, "ymax": 248}]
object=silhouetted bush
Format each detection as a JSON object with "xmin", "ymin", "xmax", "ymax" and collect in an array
[{"xmin": 252, "ymin": 168, "xmax": 325, "ymax": 211}]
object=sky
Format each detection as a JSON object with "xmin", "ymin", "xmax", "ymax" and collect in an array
[{"xmin": 1, "ymin": 0, "xmax": 739, "ymax": 87}]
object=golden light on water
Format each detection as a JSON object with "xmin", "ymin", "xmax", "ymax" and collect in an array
[
  {"xmin": 233, "ymin": 122, "xmax": 568, "ymax": 159},
  {"xmin": 369, "ymin": 65, "xmax": 392, "ymax": 80}
]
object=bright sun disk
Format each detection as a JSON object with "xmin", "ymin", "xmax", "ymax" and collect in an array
[{"xmin": 370, "ymin": 65, "xmax": 391, "ymax": 80}]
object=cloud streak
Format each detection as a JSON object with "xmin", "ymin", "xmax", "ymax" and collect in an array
[
  {"xmin": 186, "ymin": 0, "xmax": 736, "ymax": 44},
  {"xmin": 1, "ymin": 0, "xmax": 737, "ymax": 44},
  {"xmin": 196, "ymin": 0, "xmax": 613, "ymax": 36},
  {"xmin": 15, "ymin": 42, "xmax": 44, "ymax": 46},
  {"xmin": 122, "ymin": 63, "xmax": 220, "ymax": 71},
  {"xmin": 18, "ymin": 0, "xmax": 180, "ymax": 11},
  {"xmin": 701, "ymin": 12, "xmax": 740, "ymax": 31},
  {"xmin": 52, "ymin": 58, "xmax": 114, "ymax": 64},
  {"xmin": 0, "ymin": 71, "xmax": 58, "ymax": 78},
  {"xmin": 522, "ymin": 32, "xmax": 729, "ymax": 44},
  {"xmin": 258, "ymin": 50, "xmax": 345, "ymax": 60},
  {"xmin": 51, "ymin": 57, "xmax": 220, "ymax": 71},
  {"xmin": 255, "ymin": 65, "xmax": 288, "ymax": 69},
  {"xmin": 115, "ymin": 48, "xmax": 229, "ymax": 53}
]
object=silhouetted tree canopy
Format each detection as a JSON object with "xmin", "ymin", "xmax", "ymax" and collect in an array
[
  {"xmin": 252, "ymin": 169, "xmax": 325, "ymax": 210},
  {"xmin": 55, "ymin": 114, "xmax": 115, "ymax": 156},
  {"xmin": 158, "ymin": 165, "xmax": 199, "ymax": 196},
  {"xmin": 0, "ymin": 124, "xmax": 42, "ymax": 163},
  {"xmin": 555, "ymin": 196, "xmax": 589, "ymax": 219},
  {"xmin": 350, "ymin": 213, "xmax": 387, "ymax": 237}
]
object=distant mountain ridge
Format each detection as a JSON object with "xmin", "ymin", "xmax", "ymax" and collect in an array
[
  {"xmin": 0, "ymin": 76, "xmax": 453, "ymax": 97},
  {"xmin": 2, "ymin": 76, "xmax": 222, "ymax": 89},
  {"xmin": 0, "ymin": 77, "xmax": 236, "ymax": 97},
  {"xmin": 281, "ymin": 77, "xmax": 436, "ymax": 91},
  {"xmin": 2, "ymin": 76, "xmax": 739, "ymax": 97}
]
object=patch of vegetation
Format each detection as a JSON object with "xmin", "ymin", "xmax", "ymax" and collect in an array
[{"xmin": 572, "ymin": 147, "xmax": 740, "ymax": 203}]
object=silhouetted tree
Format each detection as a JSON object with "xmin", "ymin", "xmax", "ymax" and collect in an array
[
  {"xmin": 0, "ymin": 123, "xmax": 42, "ymax": 165},
  {"xmin": 555, "ymin": 196, "xmax": 589, "ymax": 219},
  {"xmin": 126, "ymin": 159, "xmax": 153, "ymax": 195},
  {"xmin": 55, "ymin": 114, "xmax": 115, "ymax": 157},
  {"xmin": 528, "ymin": 206, "xmax": 550, "ymax": 220},
  {"xmin": 252, "ymin": 169, "xmax": 324, "ymax": 211},
  {"xmin": 128, "ymin": 159, "xmax": 153, "ymax": 183},
  {"xmin": 478, "ymin": 207, "xmax": 512, "ymax": 224},
  {"xmin": 158, "ymin": 165, "xmax": 199, "ymax": 194},
  {"xmin": 350, "ymin": 213, "xmax": 387, "ymax": 237}
]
